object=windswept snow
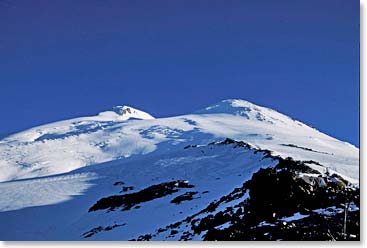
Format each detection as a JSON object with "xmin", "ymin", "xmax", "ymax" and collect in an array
[{"xmin": 0, "ymin": 172, "xmax": 97, "ymax": 212}]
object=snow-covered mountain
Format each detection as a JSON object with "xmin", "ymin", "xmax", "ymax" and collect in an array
[{"xmin": 0, "ymin": 99, "xmax": 359, "ymax": 241}]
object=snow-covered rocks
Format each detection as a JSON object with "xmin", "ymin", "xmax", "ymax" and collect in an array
[
  {"xmin": 96, "ymin": 105, "xmax": 155, "ymax": 121},
  {"xmin": 111, "ymin": 105, "xmax": 155, "ymax": 121}
]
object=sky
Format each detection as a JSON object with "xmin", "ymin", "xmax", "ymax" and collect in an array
[{"xmin": 0, "ymin": 0, "xmax": 360, "ymax": 146}]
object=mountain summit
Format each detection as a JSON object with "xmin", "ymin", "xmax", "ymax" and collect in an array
[
  {"xmin": 97, "ymin": 105, "xmax": 155, "ymax": 121},
  {"xmin": 111, "ymin": 105, "xmax": 155, "ymax": 121},
  {"xmin": 195, "ymin": 99, "xmax": 297, "ymax": 125}
]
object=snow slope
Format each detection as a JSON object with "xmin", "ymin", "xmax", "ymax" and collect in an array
[
  {"xmin": 0, "ymin": 141, "xmax": 278, "ymax": 240},
  {"xmin": 0, "ymin": 99, "xmax": 359, "ymax": 240}
]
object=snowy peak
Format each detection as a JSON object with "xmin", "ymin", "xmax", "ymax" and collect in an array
[
  {"xmin": 196, "ymin": 99, "xmax": 257, "ymax": 115},
  {"xmin": 112, "ymin": 105, "xmax": 155, "ymax": 121},
  {"xmin": 195, "ymin": 99, "xmax": 295, "ymax": 125},
  {"xmin": 100, "ymin": 105, "xmax": 155, "ymax": 121}
]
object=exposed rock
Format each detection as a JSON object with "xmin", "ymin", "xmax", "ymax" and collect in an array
[
  {"xmin": 89, "ymin": 180, "xmax": 194, "ymax": 212},
  {"xmin": 170, "ymin": 192, "xmax": 198, "ymax": 204}
]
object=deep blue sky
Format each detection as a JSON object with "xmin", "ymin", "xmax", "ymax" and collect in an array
[{"xmin": 0, "ymin": 0, "xmax": 359, "ymax": 146}]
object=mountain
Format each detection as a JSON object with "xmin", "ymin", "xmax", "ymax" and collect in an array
[{"xmin": 0, "ymin": 99, "xmax": 359, "ymax": 241}]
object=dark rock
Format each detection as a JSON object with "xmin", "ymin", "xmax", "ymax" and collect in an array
[
  {"xmin": 171, "ymin": 192, "xmax": 198, "ymax": 204},
  {"xmin": 89, "ymin": 180, "xmax": 194, "ymax": 212},
  {"xmin": 120, "ymin": 186, "xmax": 134, "ymax": 192},
  {"xmin": 113, "ymin": 181, "xmax": 125, "ymax": 186},
  {"xmin": 82, "ymin": 223, "xmax": 125, "ymax": 238}
]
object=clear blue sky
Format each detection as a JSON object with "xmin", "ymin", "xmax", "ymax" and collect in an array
[{"xmin": 0, "ymin": 0, "xmax": 359, "ymax": 146}]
